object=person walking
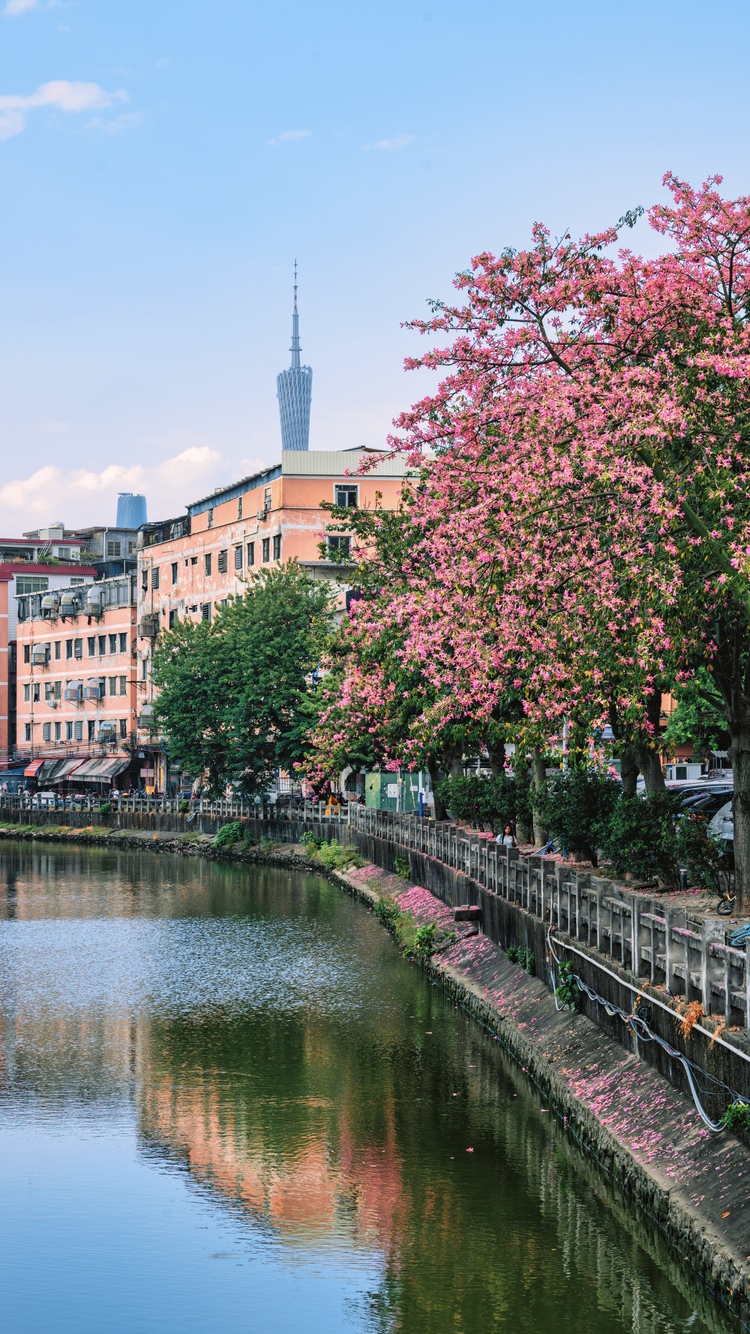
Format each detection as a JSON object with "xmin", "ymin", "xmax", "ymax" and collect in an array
[{"xmin": 497, "ymin": 823, "xmax": 517, "ymax": 848}]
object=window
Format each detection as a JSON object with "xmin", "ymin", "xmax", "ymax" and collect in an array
[
  {"xmin": 119, "ymin": 633, "xmax": 128, "ymax": 653},
  {"xmin": 23, "ymin": 684, "xmax": 30, "ymax": 702},
  {"xmin": 109, "ymin": 634, "xmax": 117, "ymax": 654},
  {"xmin": 24, "ymin": 724, "xmax": 31, "ymax": 743},
  {"xmin": 54, "ymin": 721, "xmax": 61, "ymax": 742},
  {"xmin": 204, "ymin": 552, "xmax": 212, "ymax": 576},
  {"xmin": 33, "ymin": 684, "xmax": 40, "ymax": 703},
  {"xmin": 334, "ymin": 484, "xmax": 358, "ymax": 509},
  {"xmin": 238, "ymin": 496, "xmax": 243, "ymax": 519},
  {"xmin": 191, "ymin": 555, "xmax": 198, "ymax": 566},
  {"xmin": 54, "ymin": 641, "xmax": 61, "ymax": 660},
  {"xmin": 247, "ymin": 542, "xmax": 255, "ymax": 567},
  {"xmin": 234, "ymin": 545, "xmax": 243, "ymax": 571},
  {"xmin": 23, "ymin": 645, "xmax": 30, "ymax": 664},
  {"xmin": 201, "ymin": 603, "xmax": 212, "ymax": 622},
  {"xmin": 151, "ymin": 568, "xmax": 160, "ymax": 591},
  {"xmin": 65, "ymin": 721, "xmax": 73, "ymax": 741},
  {"xmin": 106, "ymin": 540, "xmax": 121, "ymax": 558},
  {"xmin": 141, "ymin": 658, "xmax": 148, "ymax": 681},
  {"xmin": 262, "ymin": 538, "xmax": 270, "ymax": 562},
  {"xmin": 218, "ymin": 549, "xmax": 228, "ymax": 574},
  {"xmin": 44, "ymin": 681, "xmax": 60, "ymax": 702},
  {"xmin": 42, "ymin": 723, "xmax": 51, "ymax": 742},
  {"xmin": 207, "ymin": 507, "xmax": 214, "ymax": 529},
  {"xmin": 264, "ymin": 486, "xmax": 272, "ymax": 512},
  {"xmin": 120, "ymin": 719, "xmax": 128, "ymax": 739},
  {"xmin": 16, "ymin": 576, "xmax": 49, "ymax": 596},
  {"xmin": 119, "ymin": 675, "xmax": 127, "ymax": 696},
  {"xmin": 109, "ymin": 676, "xmax": 118, "ymax": 696},
  {"xmin": 98, "ymin": 635, "xmax": 106, "ymax": 655},
  {"xmin": 66, "ymin": 639, "xmax": 73, "ymax": 659},
  {"xmin": 273, "ymin": 534, "xmax": 281, "ymax": 560},
  {"xmin": 74, "ymin": 721, "xmax": 83, "ymax": 742},
  {"xmin": 74, "ymin": 639, "xmax": 83, "ymax": 658},
  {"xmin": 327, "ymin": 535, "xmax": 351, "ymax": 558},
  {"xmin": 141, "ymin": 570, "xmax": 148, "ymax": 593},
  {"xmin": 171, "ymin": 562, "xmax": 178, "ymax": 586},
  {"xmin": 87, "ymin": 637, "xmax": 95, "ymax": 656},
  {"xmin": 128, "ymin": 542, "xmax": 135, "ymax": 555},
  {"xmin": 87, "ymin": 720, "xmax": 95, "ymax": 741},
  {"xmin": 70, "ymin": 577, "xmax": 85, "ymax": 586},
  {"xmin": 168, "ymin": 609, "xmax": 178, "ymax": 628},
  {"xmin": 58, "ymin": 547, "xmax": 70, "ymax": 560}
]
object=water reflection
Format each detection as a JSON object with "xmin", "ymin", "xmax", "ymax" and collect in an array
[{"xmin": 0, "ymin": 846, "xmax": 737, "ymax": 1333}]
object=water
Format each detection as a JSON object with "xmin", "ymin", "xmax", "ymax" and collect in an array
[{"xmin": 0, "ymin": 845, "xmax": 735, "ymax": 1333}]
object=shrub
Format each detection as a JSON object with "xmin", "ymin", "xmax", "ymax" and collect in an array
[
  {"xmin": 98, "ymin": 802, "xmax": 112, "ymax": 816},
  {"xmin": 518, "ymin": 946, "xmax": 535, "ymax": 976},
  {"xmin": 215, "ymin": 820, "xmax": 243, "ymax": 849},
  {"xmin": 722, "ymin": 1100, "xmax": 750, "ymax": 1132},
  {"xmin": 310, "ymin": 838, "xmax": 362, "ymax": 870},
  {"xmin": 436, "ymin": 773, "xmax": 516, "ymax": 831},
  {"xmin": 555, "ymin": 960, "xmax": 581, "ymax": 1011},
  {"xmin": 374, "ymin": 895, "xmax": 401, "ymax": 929},
  {"xmin": 506, "ymin": 945, "xmax": 519, "ymax": 963},
  {"xmin": 178, "ymin": 799, "xmax": 190, "ymax": 814},
  {"xmin": 600, "ymin": 792, "xmax": 680, "ymax": 885},
  {"xmin": 537, "ymin": 766, "xmax": 620, "ymax": 864},
  {"xmin": 675, "ymin": 813, "xmax": 728, "ymax": 891},
  {"xmin": 394, "ymin": 855, "xmax": 411, "ymax": 880},
  {"xmin": 259, "ymin": 836, "xmax": 280, "ymax": 853},
  {"xmin": 300, "ymin": 830, "xmax": 323, "ymax": 850}
]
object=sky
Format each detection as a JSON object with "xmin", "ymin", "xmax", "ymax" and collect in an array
[{"xmin": 0, "ymin": 0, "xmax": 749, "ymax": 531}]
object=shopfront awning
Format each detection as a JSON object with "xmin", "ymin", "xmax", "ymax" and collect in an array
[
  {"xmin": 23, "ymin": 758, "xmax": 45, "ymax": 777},
  {"xmin": 38, "ymin": 758, "xmax": 88, "ymax": 784},
  {"xmin": 69, "ymin": 758, "xmax": 130, "ymax": 783}
]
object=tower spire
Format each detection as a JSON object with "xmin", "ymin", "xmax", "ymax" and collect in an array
[{"xmin": 290, "ymin": 259, "xmax": 301, "ymax": 369}]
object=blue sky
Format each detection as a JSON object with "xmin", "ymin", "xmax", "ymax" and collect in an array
[{"xmin": 0, "ymin": 0, "xmax": 748, "ymax": 529}]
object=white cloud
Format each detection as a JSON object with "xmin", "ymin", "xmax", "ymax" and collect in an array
[
  {"xmin": 266, "ymin": 128, "xmax": 311, "ymax": 145},
  {"xmin": 0, "ymin": 447, "xmax": 224, "ymax": 531},
  {"xmin": 363, "ymin": 133, "xmax": 415, "ymax": 152},
  {"xmin": 0, "ymin": 79, "xmax": 127, "ymax": 139},
  {"xmin": 3, "ymin": 0, "xmax": 39, "ymax": 15},
  {"xmin": 85, "ymin": 111, "xmax": 143, "ymax": 136}
]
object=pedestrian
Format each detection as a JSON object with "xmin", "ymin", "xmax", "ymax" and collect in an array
[{"xmin": 497, "ymin": 823, "xmax": 517, "ymax": 848}]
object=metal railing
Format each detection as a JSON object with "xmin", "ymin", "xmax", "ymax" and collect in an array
[
  {"xmin": 0, "ymin": 792, "xmax": 348, "ymax": 822},
  {"xmin": 349, "ymin": 806, "xmax": 750, "ymax": 1029}
]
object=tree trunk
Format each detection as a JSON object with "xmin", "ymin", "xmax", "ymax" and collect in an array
[
  {"xmin": 619, "ymin": 742, "xmax": 639, "ymax": 798},
  {"xmin": 634, "ymin": 689, "xmax": 666, "ymax": 794},
  {"xmin": 531, "ymin": 747, "xmax": 547, "ymax": 847},
  {"xmin": 427, "ymin": 757, "xmax": 447, "ymax": 821},
  {"xmin": 488, "ymin": 741, "xmax": 506, "ymax": 778},
  {"xmin": 727, "ymin": 720, "xmax": 750, "ymax": 913}
]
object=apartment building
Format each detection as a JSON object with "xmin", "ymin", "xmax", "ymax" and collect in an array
[
  {"xmin": 0, "ymin": 561, "xmax": 96, "ymax": 765},
  {"xmin": 133, "ymin": 448, "xmax": 410, "ymax": 793},
  {"xmin": 15, "ymin": 574, "xmax": 138, "ymax": 789}
]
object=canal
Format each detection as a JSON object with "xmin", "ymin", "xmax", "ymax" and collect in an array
[{"xmin": 0, "ymin": 844, "xmax": 736, "ymax": 1333}]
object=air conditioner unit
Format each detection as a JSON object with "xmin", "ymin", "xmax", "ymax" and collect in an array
[
  {"xmin": 31, "ymin": 645, "xmax": 49, "ymax": 665},
  {"xmin": 41, "ymin": 594, "xmax": 60, "ymax": 615},
  {"xmin": 64, "ymin": 685, "xmax": 83, "ymax": 702},
  {"xmin": 86, "ymin": 589, "xmax": 104, "ymax": 617},
  {"xmin": 139, "ymin": 614, "xmax": 159, "ymax": 638},
  {"xmin": 59, "ymin": 593, "xmax": 79, "ymax": 617}
]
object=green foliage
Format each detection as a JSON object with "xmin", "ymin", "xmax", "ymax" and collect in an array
[
  {"xmin": 409, "ymin": 922, "xmax": 438, "ymax": 959},
  {"xmin": 664, "ymin": 670, "xmax": 728, "ymax": 759},
  {"xmin": 300, "ymin": 830, "xmax": 323, "ymax": 850},
  {"xmin": 214, "ymin": 820, "xmax": 243, "ymax": 849},
  {"xmin": 505, "ymin": 945, "xmax": 519, "ymax": 963},
  {"xmin": 308, "ymin": 838, "xmax": 362, "ymax": 871},
  {"xmin": 394, "ymin": 855, "xmax": 411, "ymax": 880},
  {"xmin": 537, "ymin": 766, "xmax": 620, "ymax": 864},
  {"xmin": 675, "ymin": 813, "xmax": 726, "ymax": 890},
  {"xmin": 98, "ymin": 802, "xmax": 112, "ymax": 815},
  {"xmin": 178, "ymin": 799, "xmax": 190, "ymax": 814},
  {"xmin": 374, "ymin": 895, "xmax": 401, "ymax": 928},
  {"xmin": 722, "ymin": 1100, "xmax": 750, "ymax": 1132},
  {"xmin": 600, "ymin": 792, "xmax": 681, "ymax": 884},
  {"xmin": 436, "ymin": 773, "xmax": 516, "ymax": 831},
  {"xmin": 555, "ymin": 960, "xmax": 581, "ymax": 1011},
  {"xmin": 259, "ymin": 836, "xmax": 280, "ymax": 853},
  {"xmin": 152, "ymin": 563, "xmax": 334, "ymax": 798},
  {"xmin": 506, "ymin": 944, "xmax": 534, "ymax": 973}
]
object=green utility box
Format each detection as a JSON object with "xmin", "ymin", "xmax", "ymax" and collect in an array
[{"xmin": 365, "ymin": 772, "xmax": 429, "ymax": 812}]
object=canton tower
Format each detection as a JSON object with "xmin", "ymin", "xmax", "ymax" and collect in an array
[{"xmin": 276, "ymin": 262, "xmax": 312, "ymax": 451}]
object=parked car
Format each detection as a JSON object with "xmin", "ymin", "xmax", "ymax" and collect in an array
[{"xmin": 710, "ymin": 800, "xmax": 734, "ymax": 845}]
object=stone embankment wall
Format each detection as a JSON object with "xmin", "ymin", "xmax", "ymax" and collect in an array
[
  {"xmin": 0, "ymin": 805, "xmax": 351, "ymax": 842},
  {"xmin": 349, "ymin": 825, "xmax": 750, "ymax": 1109}
]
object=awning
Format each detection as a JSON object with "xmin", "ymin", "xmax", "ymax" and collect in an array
[
  {"xmin": 69, "ymin": 758, "xmax": 130, "ymax": 783},
  {"xmin": 42, "ymin": 758, "xmax": 87, "ymax": 784},
  {"xmin": 23, "ymin": 758, "xmax": 44, "ymax": 777}
]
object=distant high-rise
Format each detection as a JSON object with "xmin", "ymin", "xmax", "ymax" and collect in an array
[
  {"xmin": 117, "ymin": 493, "xmax": 147, "ymax": 529},
  {"xmin": 276, "ymin": 263, "xmax": 312, "ymax": 452}
]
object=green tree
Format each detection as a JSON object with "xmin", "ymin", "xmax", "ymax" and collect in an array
[
  {"xmin": 152, "ymin": 564, "xmax": 334, "ymax": 797},
  {"xmin": 663, "ymin": 670, "xmax": 729, "ymax": 762}
]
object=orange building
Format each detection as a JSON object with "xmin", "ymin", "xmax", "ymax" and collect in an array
[
  {"xmin": 15, "ymin": 574, "xmax": 138, "ymax": 789},
  {"xmin": 0, "ymin": 561, "xmax": 96, "ymax": 768},
  {"xmin": 134, "ymin": 449, "xmax": 409, "ymax": 789}
]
